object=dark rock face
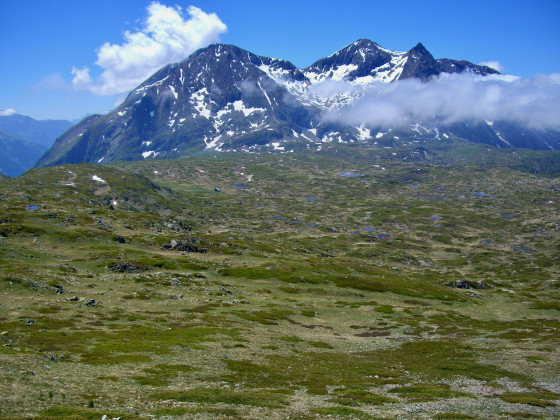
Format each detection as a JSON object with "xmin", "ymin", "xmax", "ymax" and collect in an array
[
  {"xmin": 304, "ymin": 39, "xmax": 394, "ymax": 81},
  {"xmin": 438, "ymin": 58, "xmax": 498, "ymax": 76},
  {"xmin": 36, "ymin": 40, "xmax": 557, "ymax": 167},
  {"xmin": 400, "ymin": 43, "xmax": 441, "ymax": 81},
  {"xmin": 400, "ymin": 43, "xmax": 498, "ymax": 81}
]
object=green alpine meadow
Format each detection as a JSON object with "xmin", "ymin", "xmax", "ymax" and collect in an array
[{"xmin": 1, "ymin": 140, "xmax": 559, "ymax": 419}]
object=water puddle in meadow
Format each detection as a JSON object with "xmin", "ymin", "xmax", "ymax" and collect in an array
[{"xmin": 339, "ymin": 172, "xmax": 364, "ymax": 178}]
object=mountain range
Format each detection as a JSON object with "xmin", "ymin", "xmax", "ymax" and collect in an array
[
  {"xmin": 0, "ymin": 114, "xmax": 72, "ymax": 177},
  {"xmin": 36, "ymin": 39, "xmax": 558, "ymax": 168}
]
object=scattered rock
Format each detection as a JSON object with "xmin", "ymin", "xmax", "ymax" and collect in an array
[
  {"xmin": 57, "ymin": 263, "xmax": 77, "ymax": 273},
  {"xmin": 51, "ymin": 284, "xmax": 64, "ymax": 294},
  {"xmin": 162, "ymin": 219, "xmax": 192, "ymax": 232},
  {"xmin": 96, "ymin": 217, "xmax": 113, "ymax": 232},
  {"xmin": 215, "ymin": 187, "xmax": 221, "ymax": 192},
  {"xmin": 445, "ymin": 279, "xmax": 489, "ymax": 290},
  {"xmin": 84, "ymin": 299, "xmax": 97, "ymax": 307},
  {"xmin": 445, "ymin": 280, "xmax": 470, "ymax": 289},
  {"xmin": 113, "ymin": 236, "xmax": 126, "ymax": 244},
  {"xmin": 19, "ymin": 370, "xmax": 34, "ymax": 375},
  {"xmin": 68, "ymin": 296, "xmax": 79, "ymax": 301},
  {"xmin": 109, "ymin": 262, "xmax": 148, "ymax": 273},
  {"xmin": 162, "ymin": 239, "xmax": 208, "ymax": 253}
]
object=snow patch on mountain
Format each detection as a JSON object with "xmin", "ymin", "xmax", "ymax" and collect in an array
[{"xmin": 232, "ymin": 100, "xmax": 265, "ymax": 116}]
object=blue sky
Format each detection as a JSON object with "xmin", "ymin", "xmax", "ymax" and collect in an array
[{"xmin": 1, "ymin": 0, "xmax": 559, "ymax": 121}]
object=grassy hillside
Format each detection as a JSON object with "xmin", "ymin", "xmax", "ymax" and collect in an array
[{"xmin": 0, "ymin": 141, "xmax": 559, "ymax": 419}]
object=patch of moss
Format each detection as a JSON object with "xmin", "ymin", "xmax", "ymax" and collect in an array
[
  {"xmin": 150, "ymin": 406, "xmax": 239, "ymax": 417},
  {"xmin": 80, "ymin": 353, "xmax": 152, "ymax": 365},
  {"xmin": 34, "ymin": 406, "xmax": 140, "ymax": 420},
  {"xmin": 301, "ymin": 309, "xmax": 315, "ymax": 317},
  {"xmin": 388, "ymin": 383, "xmax": 469, "ymax": 402},
  {"xmin": 433, "ymin": 413, "xmax": 479, "ymax": 420},
  {"xmin": 312, "ymin": 406, "xmax": 373, "ymax": 419},
  {"xmin": 234, "ymin": 309, "xmax": 293, "ymax": 325},
  {"xmin": 150, "ymin": 387, "xmax": 288, "ymax": 408},
  {"xmin": 375, "ymin": 305, "xmax": 394, "ymax": 314},
  {"xmin": 499, "ymin": 391, "xmax": 559, "ymax": 407},
  {"xmin": 329, "ymin": 388, "xmax": 398, "ymax": 406},
  {"xmin": 306, "ymin": 340, "xmax": 333, "ymax": 349},
  {"xmin": 96, "ymin": 376, "xmax": 119, "ymax": 382},
  {"xmin": 531, "ymin": 301, "xmax": 560, "ymax": 311}
]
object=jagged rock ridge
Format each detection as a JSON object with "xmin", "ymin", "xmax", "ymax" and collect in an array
[{"xmin": 36, "ymin": 40, "xmax": 557, "ymax": 167}]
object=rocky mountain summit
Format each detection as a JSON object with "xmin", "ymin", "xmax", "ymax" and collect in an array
[{"xmin": 36, "ymin": 40, "xmax": 557, "ymax": 167}]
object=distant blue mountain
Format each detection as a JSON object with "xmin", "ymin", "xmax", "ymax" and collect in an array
[
  {"xmin": 0, "ymin": 114, "xmax": 71, "ymax": 176},
  {"xmin": 0, "ymin": 113, "xmax": 72, "ymax": 149},
  {"xmin": 0, "ymin": 129, "xmax": 46, "ymax": 177}
]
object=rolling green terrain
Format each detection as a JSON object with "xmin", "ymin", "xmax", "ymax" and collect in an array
[{"xmin": 0, "ymin": 140, "xmax": 559, "ymax": 419}]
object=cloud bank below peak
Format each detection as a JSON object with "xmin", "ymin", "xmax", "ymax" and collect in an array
[
  {"xmin": 321, "ymin": 73, "xmax": 560, "ymax": 130},
  {"xmin": 0, "ymin": 108, "xmax": 17, "ymax": 117},
  {"xmin": 72, "ymin": 2, "xmax": 227, "ymax": 96}
]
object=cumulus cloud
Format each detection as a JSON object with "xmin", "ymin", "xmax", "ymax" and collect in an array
[
  {"xmin": 479, "ymin": 61, "xmax": 504, "ymax": 73},
  {"xmin": 0, "ymin": 108, "xmax": 17, "ymax": 116},
  {"xmin": 322, "ymin": 73, "xmax": 560, "ymax": 129},
  {"xmin": 72, "ymin": 2, "xmax": 227, "ymax": 95}
]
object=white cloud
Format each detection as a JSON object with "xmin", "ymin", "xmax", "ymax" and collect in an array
[
  {"xmin": 32, "ymin": 73, "xmax": 69, "ymax": 93},
  {"xmin": 323, "ymin": 73, "xmax": 560, "ymax": 129},
  {"xmin": 309, "ymin": 79, "xmax": 357, "ymax": 97},
  {"xmin": 479, "ymin": 61, "xmax": 504, "ymax": 73},
  {"xmin": 72, "ymin": 2, "xmax": 227, "ymax": 95},
  {"xmin": 0, "ymin": 108, "xmax": 17, "ymax": 116},
  {"xmin": 71, "ymin": 67, "xmax": 93, "ymax": 90}
]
